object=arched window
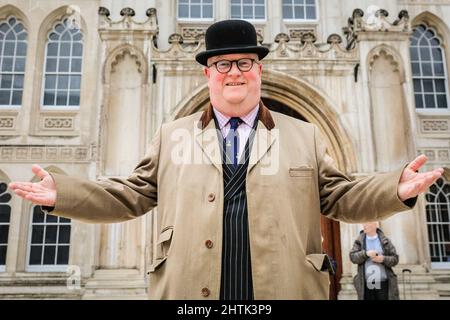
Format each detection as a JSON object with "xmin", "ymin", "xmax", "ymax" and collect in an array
[
  {"xmin": 0, "ymin": 16, "xmax": 27, "ymax": 107},
  {"xmin": 27, "ymin": 206, "xmax": 71, "ymax": 271},
  {"xmin": 0, "ymin": 182, "xmax": 12, "ymax": 271},
  {"xmin": 41, "ymin": 17, "xmax": 83, "ymax": 108},
  {"xmin": 410, "ymin": 24, "xmax": 449, "ymax": 109},
  {"xmin": 230, "ymin": 0, "xmax": 265, "ymax": 20},
  {"xmin": 426, "ymin": 178, "xmax": 450, "ymax": 268}
]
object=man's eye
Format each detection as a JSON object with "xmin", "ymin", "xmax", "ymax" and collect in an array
[{"xmin": 217, "ymin": 62, "xmax": 231, "ymax": 67}]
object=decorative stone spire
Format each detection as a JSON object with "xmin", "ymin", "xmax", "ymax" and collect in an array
[{"xmin": 344, "ymin": 8, "xmax": 410, "ymax": 49}]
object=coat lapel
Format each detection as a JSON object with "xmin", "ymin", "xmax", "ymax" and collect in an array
[
  {"xmin": 195, "ymin": 119, "xmax": 223, "ymax": 173},
  {"xmin": 247, "ymin": 122, "xmax": 277, "ymax": 173}
]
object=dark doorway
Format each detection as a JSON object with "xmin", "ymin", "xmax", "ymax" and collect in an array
[{"xmin": 262, "ymin": 97, "xmax": 343, "ymax": 300}]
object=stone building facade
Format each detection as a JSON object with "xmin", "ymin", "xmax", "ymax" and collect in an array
[{"xmin": 0, "ymin": 0, "xmax": 449, "ymax": 299}]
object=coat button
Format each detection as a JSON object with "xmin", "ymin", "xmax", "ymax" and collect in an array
[
  {"xmin": 207, "ymin": 193, "xmax": 215, "ymax": 202},
  {"xmin": 201, "ymin": 287, "xmax": 210, "ymax": 297},
  {"xmin": 205, "ymin": 240, "xmax": 213, "ymax": 249}
]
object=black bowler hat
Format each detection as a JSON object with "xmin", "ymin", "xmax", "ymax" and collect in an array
[{"xmin": 195, "ymin": 19, "xmax": 269, "ymax": 66}]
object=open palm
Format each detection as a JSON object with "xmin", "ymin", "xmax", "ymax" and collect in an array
[
  {"xmin": 397, "ymin": 155, "xmax": 443, "ymax": 201},
  {"xmin": 8, "ymin": 164, "xmax": 56, "ymax": 207}
]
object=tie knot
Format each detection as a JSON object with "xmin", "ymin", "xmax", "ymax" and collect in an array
[{"xmin": 229, "ymin": 117, "xmax": 241, "ymax": 130}]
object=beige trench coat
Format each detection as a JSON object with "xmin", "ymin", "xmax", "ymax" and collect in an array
[{"xmin": 47, "ymin": 103, "xmax": 413, "ymax": 299}]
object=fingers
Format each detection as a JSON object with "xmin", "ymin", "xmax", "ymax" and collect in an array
[
  {"xmin": 12, "ymin": 189, "xmax": 50, "ymax": 206},
  {"xmin": 407, "ymin": 154, "xmax": 428, "ymax": 172},
  {"xmin": 410, "ymin": 170, "xmax": 442, "ymax": 195},
  {"xmin": 31, "ymin": 164, "xmax": 49, "ymax": 181},
  {"xmin": 9, "ymin": 182, "xmax": 47, "ymax": 193},
  {"xmin": 9, "ymin": 181, "xmax": 33, "ymax": 190}
]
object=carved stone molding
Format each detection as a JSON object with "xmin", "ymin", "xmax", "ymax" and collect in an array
[
  {"xmin": 0, "ymin": 145, "xmax": 94, "ymax": 163},
  {"xmin": 153, "ymin": 22, "xmax": 356, "ymax": 63},
  {"xmin": 0, "ymin": 117, "xmax": 15, "ymax": 129},
  {"xmin": 110, "ymin": 47, "xmax": 144, "ymax": 74},
  {"xmin": 368, "ymin": 47, "xmax": 402, "ymax": 77},
  {"xmin": 344, "ymin": 9, "xmax": 410, "ymax": 49},
  {"xmin": 42, "ymin": 117, "xmax": 74, "ymax": 130},
  {"xmin": 181, "ymin": 27, "xmax": 206, "ymax": 43},
  {"xmin": 288, "ymin": 28, "xmax": 316, "ymax": 41},
  {"xmin": 98, "ymin": 6, "xmax": 158, "ymax": 36},
  {"xmin": 417, "ymin": 148, "xmax": 450, "ymax": 163},
  {"xmin": 0, "ymin": 110, "xmax": 19, "ymax": 134},
  {"xmin": 420, "ymin": 119, "xmax": 450, "ymax": 133}
]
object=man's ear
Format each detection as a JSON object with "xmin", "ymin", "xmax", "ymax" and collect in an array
[{"xmin": 203, "ymin": 67, "xmax": 210, "ymax": 78}]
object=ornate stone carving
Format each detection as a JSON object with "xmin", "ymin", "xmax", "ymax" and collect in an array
[
  {"xmin": 153, "ymin": 19, "xmax": 356, "ymax": 63},
  {"xmin": 421, "ymin": 120, "xmax": 449, "ymax": 133},
  {"xmin": 43, "ymin": 117, "xmax": 73, "ymax": 130},
  {"xmin": 418, "ymin": 148, "xmax": 450, "ymax": 163},
  {"xmin": 368, "ymin": 47, "xmax": 401, "ymax": 74},
  {"xmin": 256, "ymin": 28, "xmax": 264, "ymax": 44},
  {"xmin": 0, "ymin": 117, "xmax": 14, "ymax": 129},
  {"xmin": 46, "ymin": 148, "xmax": 58, "ymax": 160},
  {"xmin": 0, "ymin": 145, "xmax": 94, "ymax": 162},
  {"xmin": 98, "ymin": 7, "xmax": 110, "ymax": 17},
  {"xmin": 110, "ymin": 47, "xmax": 145, "ymax": 74},
  {"xmin": 120, "ymin": 7, "xmax": 135, "ymax": 17},
  {"xmin": 438, "ymin": 150, "xmax": 449, "ymax": 161},
  {"xmin": 168, "ymin": 33, "xmax": 183, "ymax": 44},
  {"xmin": 98, "ymin": 7, "xmax": 158, "ymax": 33},
  {"xmin": 31, "ymin": 148, "xmax": 44, "ymax": 160},
  {"xmin": 288, "ymin": 28, "xmax": 316, "ymax": 41},
  {"xmin": 275, "ymin": 33, "xmax": 290, "ymax": 43},
  {"xmin": 181, "ymin": 27, "xmax": 206, "ymax": 43},
  {"xmin": 146, "ymin": 8, "xmax": 157, "ymax": 18},
  {"xmin": 327, "ymin": 34, "xmax": 343, "ymax": 45},
  {"xmin": 1, "ymin": 148, "xmax": 13, "ymax": 160},
  {"xmin": 344, "ymin": 8, "xmax": 410, "ymax": 49}
]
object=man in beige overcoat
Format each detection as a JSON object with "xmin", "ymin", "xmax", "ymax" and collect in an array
[{"xmin": 9, "ymin": 20, "xmax": 444, "ymax": 300}]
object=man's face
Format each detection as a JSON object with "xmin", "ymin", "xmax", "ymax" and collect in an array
[
  {"xmin": 363, "ymin": 222, "xmax": 378, "ymax": 235},
  {"xmin": 204, "ymin": 53, "xmax": 262, "ymax": 117}
]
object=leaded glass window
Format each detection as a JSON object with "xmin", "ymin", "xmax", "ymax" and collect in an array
[
  {"xmin": 28, "ymin": 206, "xmax": 71, "ymax": 268},
  {"xmin": 0, "ymin": 17, "xmax": 27, "ymax": 107},
  {"xmin": 410, "ymin": 24, "xmax": 449, "ymax": 109},
  {"xmin": 42, "ymin": 18, "xmax": 83, "ymax": 108},
  {"xmin": 426, "ymin": 178, "xmax": 450, "ymax": 267},
  {"xmin": 230, "ymin": 0, "xmax": 265, "ymax": 20}
]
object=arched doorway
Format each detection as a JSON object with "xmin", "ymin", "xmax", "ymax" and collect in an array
[{"xmin": 172, "ymin": 71, "xmax": 356, "ymax": 299}]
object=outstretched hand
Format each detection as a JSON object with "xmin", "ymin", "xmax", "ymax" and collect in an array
[
  {"xmin": 8, "ymin": 164, "xmax": 56, "ymax": 207},
  {"xmin": 397, "ymin": 155, "xmax": 443, "ymax": 202}
]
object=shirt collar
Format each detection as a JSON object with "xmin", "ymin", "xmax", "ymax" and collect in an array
[{"xmin": 212, "ymin": 104, "xmax": 260, "ymax": 130}]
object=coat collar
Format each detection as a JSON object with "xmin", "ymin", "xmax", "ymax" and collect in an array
[{"xmin": 198, "ymin": 100, "xmax": 275, "ymax": 131}]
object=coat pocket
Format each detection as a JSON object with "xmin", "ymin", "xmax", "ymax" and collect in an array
[
  {"xmin": 289, "ymin": 166, "xmax": 314, "ymax": 177},
  {"xmin": 306, "ymin": 253, "xmax": 335, "ymax": 275},
  {"xmin": 148, "ymin": 226, "xmax": 174, "ymax": 273}
]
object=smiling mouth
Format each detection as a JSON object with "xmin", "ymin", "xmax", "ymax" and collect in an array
[{"xmin": 226, "ymin": 82, "xmax": 245, "ymax": 86}]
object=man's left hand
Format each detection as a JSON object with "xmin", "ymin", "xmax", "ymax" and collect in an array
[
  {"xmin": 397, "ymin": 155, "xmax": 443, "ymax": 202},
  {"xmin": 371, "ymin": 255, "xmax": 384, "ymax": 264}
]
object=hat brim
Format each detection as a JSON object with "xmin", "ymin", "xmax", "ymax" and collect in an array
[{"xmin": 195, "ymin": 46, "xmax": 269, "ymax": 66}]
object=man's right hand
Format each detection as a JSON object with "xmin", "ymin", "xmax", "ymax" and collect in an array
[
  {"xmin": 366, "ymin": 250, "xmax": 378, "ymax": 258},
  {"xmin": 8, "ymin": 164, "xmax": 57, "ymax": 207}
]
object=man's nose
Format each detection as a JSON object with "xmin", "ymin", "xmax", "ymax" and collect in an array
[{"xmin": 227, "ymin": 61, "xmax": 242, "ymax": 75}]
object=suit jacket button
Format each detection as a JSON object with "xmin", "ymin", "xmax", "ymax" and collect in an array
[
  {"xmin": 201, "ymin": 287, "xmax": 210, "ymax": 297},
  {"xmin": 208, "ymin": 193, "xmax": 215, "ymax": 202},
  {"xmin": 205, "ymin": 240, "xmax": 213, "ymax": 249}
]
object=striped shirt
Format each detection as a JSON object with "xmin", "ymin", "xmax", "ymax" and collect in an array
[{"xmin": 212, "ymin": 105, "xmax": 259, "ymax": 160}]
